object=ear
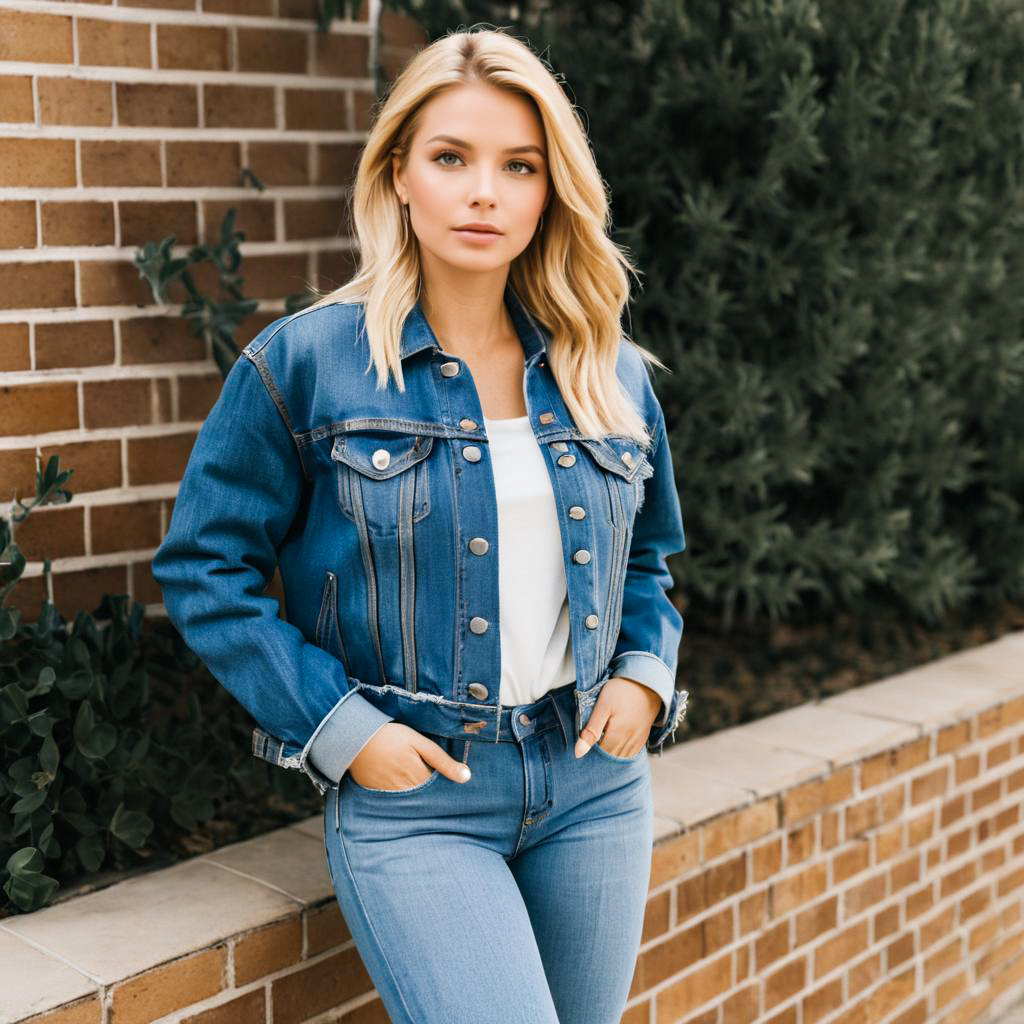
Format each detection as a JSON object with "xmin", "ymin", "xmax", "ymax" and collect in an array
[{"xmin": 391, "ymin": 149, "xmax": 405, "ymax": 204}]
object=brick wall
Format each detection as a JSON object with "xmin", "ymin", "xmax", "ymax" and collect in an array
[
  {"xmin": 0, "ymin": 0, "xmax": 426, "ymax": 623},
  {"xmin": 7, "ymin": 635, "xmax": 1024, "ymax": 1023}
]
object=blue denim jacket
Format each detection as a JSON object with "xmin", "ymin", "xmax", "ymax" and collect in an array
[{"xmin": 151, "ymin": 283, "xmax": 688, "ymax": 797}]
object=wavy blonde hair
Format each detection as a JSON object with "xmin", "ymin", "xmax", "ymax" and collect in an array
[{"xmin": 304, "ymin": 26, "xmax": 668, "ymax": 443}]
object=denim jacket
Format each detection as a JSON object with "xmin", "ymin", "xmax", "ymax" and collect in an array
[{"xmin": 151, "ymin": 283, "xmax": 688, "ymax": 797}]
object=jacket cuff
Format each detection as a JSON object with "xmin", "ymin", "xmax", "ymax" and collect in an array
[
  {"xmin": 301, "ymin": 689, "xmax": 395, "ymax": 786},
  {"xmin": 608, "ymin": 651, "xmax": 676, "ymax": 727},
  {"xmin": 647, "ymin": 688, "xmax": 690, "ymax": 754}
]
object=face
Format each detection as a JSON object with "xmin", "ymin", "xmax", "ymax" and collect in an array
[{"xmin": 392, "ymin": 82, "xmax": 551, "ymax": 277}]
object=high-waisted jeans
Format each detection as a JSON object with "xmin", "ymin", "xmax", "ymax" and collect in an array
[{"xmin": 322, "ymin": 679, "xmax": 654, "ymax": 1024}]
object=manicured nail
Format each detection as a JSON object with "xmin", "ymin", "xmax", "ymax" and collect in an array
[
  {"xmin": 575, "ymin": 740, "xmax": 591, "ymax": 759},
  {"xmin": 459, "ymin": 766, "xmax": 471, "ymax": 781}
]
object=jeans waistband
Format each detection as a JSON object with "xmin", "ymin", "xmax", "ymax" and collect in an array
[{"xmin": 353, "ymin": 680, "xmax": 578, "ymax": 749}]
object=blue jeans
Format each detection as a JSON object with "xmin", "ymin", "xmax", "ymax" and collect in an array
[{"xmin": 322, "ymin": 680, "xmax": 654, "ymax": 1023}]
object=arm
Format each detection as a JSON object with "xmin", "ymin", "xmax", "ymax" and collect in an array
[
  {"xmin": 607, "ymin": 403, "xmax": 688, "ymax": 753},
  {"xmin": 151, "ymin": 350, "xmax": 393, "ymax": 794}
]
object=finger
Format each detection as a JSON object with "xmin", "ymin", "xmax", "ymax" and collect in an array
[
  {"xmin": 417, "ymin": 737, "xmax": 472, "ymax": 783},
  {"xmin": 575, "ymin": 708, "xmax": 610, "ymax": 758}
]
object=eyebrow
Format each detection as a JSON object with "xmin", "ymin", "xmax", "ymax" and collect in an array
[{"xmin": 425, "ymin": 134, "xmax": 547, "ymax": 158}]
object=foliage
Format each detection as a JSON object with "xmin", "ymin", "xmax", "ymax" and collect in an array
[
  {"xmin": 133, "ymin": 174, "xmax": 316, "ymax": 380},
  {"xmin": 381, "ymin": 0, "xmax": 1024, "ymax": 629},
  {"xmin": 0, "ymin": 458, "xmax": 317, "ymax": 915}
]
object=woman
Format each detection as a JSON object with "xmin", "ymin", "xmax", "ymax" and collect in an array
[{"xmin": 153, "ymin": 26, "xmax": 688, "ymax": 1024}]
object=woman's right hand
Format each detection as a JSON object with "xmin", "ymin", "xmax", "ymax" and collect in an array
[{"xmin": 347, "ymin": 722, "xmax": 472, "ymax": 790}]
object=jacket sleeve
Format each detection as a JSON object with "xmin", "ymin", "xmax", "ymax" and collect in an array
[
  {"xmin": 606, "ymin": 402, "xmax": 689, "ymax": 754},
  {"xmin": 151, "ymin": 350, "xmax": 394, "ymax": 793}
]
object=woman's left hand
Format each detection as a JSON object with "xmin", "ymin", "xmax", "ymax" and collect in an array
[{"xmin": 574, "ymin": 676, "xmax": 662, "ymax": 759}]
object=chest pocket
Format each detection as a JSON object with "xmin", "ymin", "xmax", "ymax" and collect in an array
[
  {"xmin": 576, "ymin": 437, "xmax": 654, "ymax": 527},
  {"xmin": 331, "ymin": 431, "xmax": 433, "ymax": 536}
]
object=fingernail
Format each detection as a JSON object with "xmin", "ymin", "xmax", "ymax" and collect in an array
[
  {"xmin": 459, "ymin": 766, "xmax": 471, "ymax": 781},
  {"xmin": 575, "ymin": 740, "xmax": 590, "ymax": 759}
]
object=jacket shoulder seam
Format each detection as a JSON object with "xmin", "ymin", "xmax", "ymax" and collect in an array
[{"xmin": 241, "ymin": 349, "xmax": 312, "ymax": 482}]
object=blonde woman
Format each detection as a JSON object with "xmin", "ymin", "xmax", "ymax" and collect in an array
[{"xmin": 153, "ymin": 25, "xmax": 688, "ymax": 1024}]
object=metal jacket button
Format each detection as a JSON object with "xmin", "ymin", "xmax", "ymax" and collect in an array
[
  {"xmin": 557, "ymin": 454, "xmax": 576, "ymax": 468},
  {"xmin": 469, "ymin": 537, "xmax": 489, "ymax": 555},
  {"xmin": 584, "ymin": 614, "xmax": 599, "ymax": 629},
  {"xmin": 463, "ymin": 445, "xmax": 482, "ymax": 462},
  {"xmin": 539, "ymin": 412, "xmax": 555, "ymax": 424},
  {"xmin": 371, "ymin": 449, "xmax": 391, "ymax": 470},
  {"xmin": 469, "ymin": 616, "xmax": 489, "ymax": 634},
  {"xmin": 573, "ymin": 549, "xmax": 591, "ymax": 564},
  {"xmin": 552, "ymin": 441, "xmax": 568, "ymax": 452},
  {"xmin": 621, "ymin": 451, "xmax": 633, "ymax": 465},
  {"xmin": 569, "ymin": 506, "xmax": 586, "ymax": 520},
  {"xmin": 441, "ymin": 361, "xmax": 460, "ymax": 377},
  {"xmin": 518, "ymin": 713, "xmax": 531, "ymax": 725},
  {"xmin": 468, "ymin": 682, "xmax": 489, "ymax": 699},
  {"xmin": 459, "ymin": 418, "xmax": 478, "ymax": 429}
]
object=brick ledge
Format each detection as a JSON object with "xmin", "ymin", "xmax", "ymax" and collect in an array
[{"xmin": 2, "ymin": 630, "xmax": 1022, "ymax": 1023}]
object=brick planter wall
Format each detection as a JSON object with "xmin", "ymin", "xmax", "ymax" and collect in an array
[
  {"xmin": 3, "ymin": 632, "xmax": 1023, "ymax": 1024},
  {"xmin": 0, "ymin": 0, "xmax": 426, "ymax": 623}
]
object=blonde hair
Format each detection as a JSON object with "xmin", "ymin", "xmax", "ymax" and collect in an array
[{"xmin": 305, "ymin": 26, "xmax": 669, "ymax": 444}]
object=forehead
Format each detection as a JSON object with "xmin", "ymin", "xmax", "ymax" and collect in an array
[{"xmin": 414, "ymin": 83, "xmax": 546, "ymax": 149}]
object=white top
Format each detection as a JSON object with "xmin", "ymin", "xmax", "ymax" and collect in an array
[{"xmin": 483, "ymin": 414, "xmax": 576, "ymax": 708}]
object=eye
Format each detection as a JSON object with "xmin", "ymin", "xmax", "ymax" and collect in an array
[{"xmin": 433, "ymin": 150, "xmax": 537, "ymax": 176}]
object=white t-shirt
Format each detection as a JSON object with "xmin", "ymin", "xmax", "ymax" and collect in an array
[{"xmin": 483, "ymin": 414, "xmax": 576, "ymax": 708}]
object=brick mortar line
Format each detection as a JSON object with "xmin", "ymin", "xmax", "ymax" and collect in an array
[
  {"xmin": 0, "ymin": 67, "xmax": 375, "ymax": 88},
  {"xmin": 0, "ymin": 237, "xmax": 353, "ymax": 266},
  {"xmin": 0, "ymin": 423, "xmax": 206, "ymax": 449}
]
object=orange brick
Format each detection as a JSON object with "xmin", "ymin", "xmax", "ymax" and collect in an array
[
  {"xmin": 860, "ymin": 737, "xmax": 931, "ymax": 790},
  {"xmin": 12, "ymin": 505, "xmax": 85, "ymax": 560},
  {"xmin": 703, "ymin": 799, "xmax": 777, "ymax": 861},
  {"xmin": 0, "ymin": 10, "xmax": 73, "ymax": 63},
  {"xmin": 21, "ymin": 994, "xmax": 101, "ymax": 1023},
  {"xmin": 642, "ymin": 889, "xmax": 671, "ymax": 944},
  {"xmin": 78, "ymin": 19, "xmax": 151, "ymax": 68},
  {"xmin": 80, "ymin": 260, "xmax": 152, "ymax": 307},
  {"xmin": 772, "ymin": 863, "xmax": 827, "ymax": 916},
  {"xmin": 783, "ymin": 768, "xmax": 854, "ymax": 824},
  {"xmin": 157, "ymin": 24, "xmax": 230, "ymax": 70},
  {"xmin": 41, "ymin": 202, "xmax": 115, "ymax": 247},
  {"xmin": 81, "ymin": 141, "xmax": 161, "ymax": 187},
  {"xmin": 234, "ymin": 916, "xmax": 302, "ymax": 986},
  {"xmin": 794, "ymin": 896, "xmax": 837, "ymax": 947},
  {"xmin": 285, "ymin": 88, "xmax": 347, "ymax": 131},
  {"xmin": 752, "ymin": 836, "xmax": 783, "ymax": 882},
  {"xmin": 166, "ymin": 142, "xmax": 241, "ymax": 187},
  {"xmin": 39, "ymin": 78, "xmax": 112, "ymax": 126},
  {"xmin": 127, "ymin": 431, "xmax": 197, "ymax": 485},
  {"xmin": 179, "ymin": 373, "xmax": 224, "ymax": 421},
  {"xmin": 203, "ymin": 199, "xmax": 276, "ymax": 244},
  {"xmin": 635, "ymin": 923, "xmax": 702, "ymax": 992},
  {"xmin": 237, "ymin": 27, "xmax": 307, "ymax": 74},
  {"xmin": 304, "ymin": 900, "xmax": 349, "ymax": 957},
  {"xmin": 315, "ymin": 142, "xmax": 361, "ymax": 187},
  {"xmin": 0, "ymin": 321, "xmax": 31, "ymax": 371},
  {"xmin": 249, "ymin": 141, "xmax": 311, "ymax": 186},
  {"xmin": 802, "ymin": 978, "xmax": 842, "ymax": 1024},
  {"xmin": 832, "ymin": 838, "xmax": 870, "ymax": 884},
  {"xmin": 91, "ymin": 499, "xmax": 163, "ymax": 553},
  {"xmin": 0, "ymin": 75, "xmax": 34, "ymax": 123},
  {"xmin": 121, "ymin": 317, "xmax": 207, "ymax": 364},
  {"xmin": 284, "ymin": 198, "xmax": 347, "ymax": 241},
  {"xmin": 110, "ymin": 947, "xmax": 225, "ymax": 1024},
  {"xmin": 0, "ymin": 200, "xmax": 36, "ymax": 248},
  {"xmin": 843, "ymin": 870, "xmax": 887, "ymax": 917},
  {"xmin": 911, "ymin": 765, "xmax": 948, "ymax": 806},
  {"xmin": 131, "ymin": 560, "xmax": 164, "ymax": 605},
  {"xmin": 117, "ymin": 82, "xmax": 198, "ymax": 127},
  {"xmin": 653, "ymin": 951, "xmax": 731, "ymax": 1023},
  {"xmin": 0, "ymin": 139, "xmax": 76, "ymax": 188},
  {"xmin": 311, "ymin": 33, "xmax": 370, "ymax": 77},
  {"xmin": 36, "ymin": 321, "xmax": 115, "ymax": 369},
  {"xmin": 651, "ymin": 830, "xmax": 699, "ymax": 891},
  {"xmin": 755, "ymin": 919, "xmax": 789, "ymax": 971},
  {"xmin": 180, "ymin": 988, "xmax": 265, "ymax": 1024},
  {"xmin": 82, "ymin": 379, "xmax": 151, "ymax": 428},
  {"xmin": 271, "ymin": 946, "xmax": 375, "ymax": 1024},
  {"xmin": 204, "ymin": 85, "xmax": 276, "ymax": 129},
  {"xmin": 814, "ymin": 921, "xmax": 868, "ymax": 979},
  {"xmin": 0, "ymin": 261, "xmax": 76, "ymax": 310},
  {"xmin": 0, "ymin": 380, "xmax": 79, "ymax": 435},
  {"xmin": 120, "ymin": 200, "xmax": 197, "ymax": 248}
]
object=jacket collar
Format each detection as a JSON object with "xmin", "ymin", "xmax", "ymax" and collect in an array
[{"xmin": 399, "ymin": 282, "xmax": 550, "ymax": 363}]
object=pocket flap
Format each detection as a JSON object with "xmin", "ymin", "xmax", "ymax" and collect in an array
[
  {"xmin": 331, "ymin": 432, "xmax": 434, "ymax": 479},
  {"xmin": 577, "ymin": 437, "xmax": 650, "ymax": 482}
]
